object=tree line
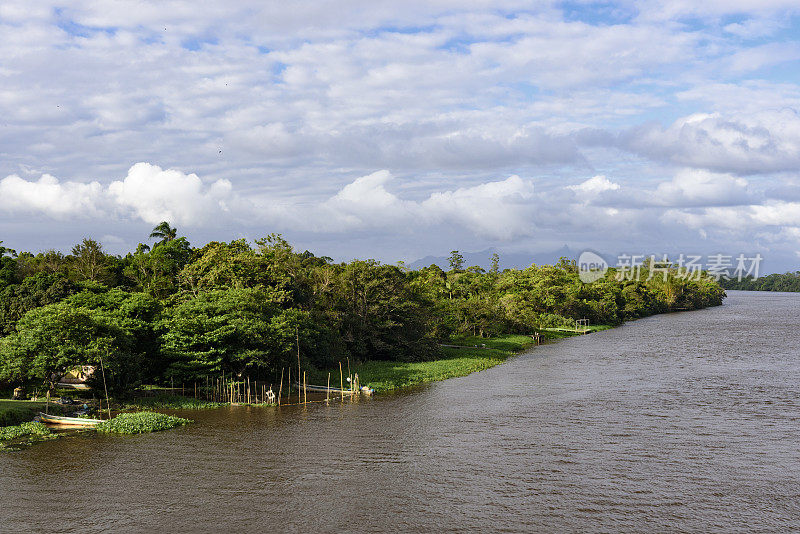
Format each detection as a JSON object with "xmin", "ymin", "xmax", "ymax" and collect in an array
[
  {"xmin": 719, "ymin": 272, "xmax": 800, "ymax": 292},
  {"xmin": 0, "ymin": 228, "xmax": 725, "ymax": 395}
]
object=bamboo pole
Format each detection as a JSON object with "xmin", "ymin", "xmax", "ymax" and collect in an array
[
  {"xmin": 296, "ymin": 326, "xmax": 301, "ymax": 405},
  {"xmin": 99, "ymin": 352, "xmax": 112, "ymax": 420},
  {"xmin": 303, "ymin": 371, "xmax": 307, "ymax": 404},
  {"xmin": 327, "ymin": 372, "xmax": 331, "ymax": 403},
  {"xmin": 278, "ymin": 367, "xmax": 283, "ymax": 406},
  {"xmin": 340, "ymin": 362, "xmax": 344, "ymax": 402}
]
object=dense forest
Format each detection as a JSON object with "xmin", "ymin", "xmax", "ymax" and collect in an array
[
  {"xmin": 719, "ymin": 272, "xmax": 800, "ymax": 292},
  {"xmin": 0, "ymin": 225, "xmax": 725, "ymax": 395}
]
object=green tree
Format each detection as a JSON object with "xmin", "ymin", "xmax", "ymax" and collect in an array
[
  {"xmin": 70, "ymin": 238, "xmax": 109, "ymax": 282},
  {"xmin": 124, "ymin": 238, "xmax": 191, "ymax": 297},
  {"xmin": 326, "ymin": 260, "xmax": 438, "ymax": 361},
  {"xmin": 448, "ymin": 250, "xmax": 465, "ymax": 271},
  {"xmin": 0, "ymin": 302, "xmax": 135, "ymax": 393},
  {"xmin": 0, "ymin": 241, "xmax": 18, "ymax": 290},
  {"xmin": 0, "ymin": 272, "xmax": 78, "ymax": 335},
  {"xmin": 159, "ymin": 288, "xmax": 283, "ymax": 380},
  {"xmin": 149, "ymin": 221, "xmax": 178, "ymax": 246},
  {"xmin": 490, "ymin": 253, "xmax": 500, "ymax": 275}
]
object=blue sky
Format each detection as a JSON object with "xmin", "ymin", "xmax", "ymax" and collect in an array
[{"xmin": 1, "ymin": 1, "xmax": 799, "ymax": 272}]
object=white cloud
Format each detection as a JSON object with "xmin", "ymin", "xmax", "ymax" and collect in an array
[
  {"xmin": 624, "ymin": 111, "xmax": 800, "ymax": 174},
  {"xmin": 726, "ymin": 42, "xmax": 800, "ymax": 74},
  {"xmin": 108, "ymin": 163, "xmax": 235, "ymax": 226},
  {"xmin": 723, "ymin": 18, "xmax": 783, "ymax": 38},
  {"xmin": 654, "ymin": 169, "xmax": 749, "ymax": 206},
  {"xmin": 317, "ymin": 171, "xmax": 536, "ymax": 239},
  {"xmin": 422, "ymin": 175, "xmax": 536, "ymax": 239},
  {"xmin": 0, "ymin": 173, "xmax": 105, "ymax": 218},
  {"xmin": 320, "ymin": 170, "xmax": 416, "ymax": 229},
  {"xmin": 1, "ymin": 1, "xmax": 800, "ymax": 267},
  {"xmin": 664, "ymin": 201, "xmax": 800, "ymax": 234},
  {"xmin": 567, "ymin": 175, "xmax": 620, "ymax": 201},
  {"xmin": 0, "ymin": 163, "xmax": 239, "ymax": 227}
]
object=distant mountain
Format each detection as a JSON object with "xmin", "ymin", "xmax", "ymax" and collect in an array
[{"xmin": 407, "ymin": 245, "xmax": 582, "ymax": 271}]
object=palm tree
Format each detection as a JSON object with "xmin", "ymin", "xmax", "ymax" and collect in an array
[{"xmin": 149, "ymin": 221, "xmax": 177, "ymax": 245}]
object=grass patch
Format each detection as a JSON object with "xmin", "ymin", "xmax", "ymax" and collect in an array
[
  {"xmin": 95, "ymin": 412, "xmax": 192, "ymax": 434},
  {"xmin": 121, "ymin": 394, "xmax": 226, "ymax": 410},
  {"xmin": 0, "ymin": 399, "xmax": 65, "ymax": 426}
]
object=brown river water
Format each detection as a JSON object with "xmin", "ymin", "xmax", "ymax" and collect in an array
[{"xmin": 2, "ymin": 290, "xmax": 800, "ymax": 533}]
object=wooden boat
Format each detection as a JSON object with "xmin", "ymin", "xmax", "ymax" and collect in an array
[{"xmin": 37, "ymin": 413, "xmax": 104, "ymax": 427}]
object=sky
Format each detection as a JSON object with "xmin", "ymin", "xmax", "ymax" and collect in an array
[{"xmin": 1, "ymin": 1, "xmax": 799, "ymax": 272}]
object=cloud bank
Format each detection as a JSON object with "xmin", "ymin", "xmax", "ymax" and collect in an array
[{"xmin": 0, "ymin": 1, "xmax": 799, "ymax": 267}]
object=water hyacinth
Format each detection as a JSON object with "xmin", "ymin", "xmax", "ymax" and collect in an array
[
  {"xmin": 95, "ymin": 412, "xmax": 192, "ymax": 434},
  {"xmin": 0, "ymin": 421, "xmax": 52, "ymax": 441}
]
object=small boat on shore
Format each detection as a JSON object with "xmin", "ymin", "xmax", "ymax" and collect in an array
[{"xmin": 37, "ymin": 413, "xmax": 104, "ymax": 427}]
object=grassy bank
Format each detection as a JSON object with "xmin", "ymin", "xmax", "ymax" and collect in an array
[
  {"xmin": 0, "ymin": 399, "xmax": 66, "ymax": 426},
  {"xmin": 309, "ymin": 334, "xmax": 532, "ymax": 392},
  {"xmin": 309, "ymin": 328, "xmax": 613, "ymax": 393},
  {"xmin": 120, "ymin": 394, "xmax": 226, "ymax": 410}
]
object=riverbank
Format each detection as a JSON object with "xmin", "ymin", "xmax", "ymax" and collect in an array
[
  {"xmin": 0, "ymin": 399, "xmax": 65, "ymax": 426},
  {"xmin": 310, "ymin": 327, "xmax": 611, "ymax": 393}
]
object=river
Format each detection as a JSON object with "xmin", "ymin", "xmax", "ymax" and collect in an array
[{"xmin": 2, "ymin": 290, "xmax": 799, "ymax": 532}]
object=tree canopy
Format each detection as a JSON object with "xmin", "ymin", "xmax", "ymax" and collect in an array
[{"xmin": 0, "ymin": 231, "xmax": 726, "ymax": 394}]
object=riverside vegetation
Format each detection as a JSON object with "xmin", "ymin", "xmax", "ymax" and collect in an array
[
  {"xmin": 719, "ymin": 272, "xmax": 800, "ymax": 292},
  {"xmin": 95, "ymin": 412, "xmax": 191, "ymax": 434},
  {"xmin": 0, "ymin": 227, "xmax": 725, "ymax": 405}
]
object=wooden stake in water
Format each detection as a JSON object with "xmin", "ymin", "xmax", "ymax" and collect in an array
[
  {"xmin": 327, "ymin": 372, "xmax": 331, "ymax": 403},
  {"xmin": 303, "ymin": 371, "xmax": 307, "ymax": 405},
  {"xmin": 339, "ymin": 362, "xmax": 344, "ymax": 402},
  {"xmin": 278, "ymin": 367, "xmax": 284, "ymax": 406},
  {"xmin": 99, "ymin": 351, "xmax": 112, "ymax": 420},
  {"xmin": 296, "ymin": 326, "xmax": 301, "ymax": 405}
]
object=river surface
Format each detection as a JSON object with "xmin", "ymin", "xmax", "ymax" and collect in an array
[{"xmin": 2, "ymin": 291, "xmax": 800, "ymax": 533}]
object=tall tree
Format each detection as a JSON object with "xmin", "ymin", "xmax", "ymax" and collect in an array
[
  {"xmin": 70, "ymin": 238, "xmax": 108, "ymax": 282},
  {"xmin": 149, "ymin": 221, "xmax": 178, "ymax": 246},
  {"xmin": 0, "ymin": 241, "xmax": 18, "ymax": 290},
  {"xmin": 448, "ymin": 250, "xmax": 464, "ymax": 271}
]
